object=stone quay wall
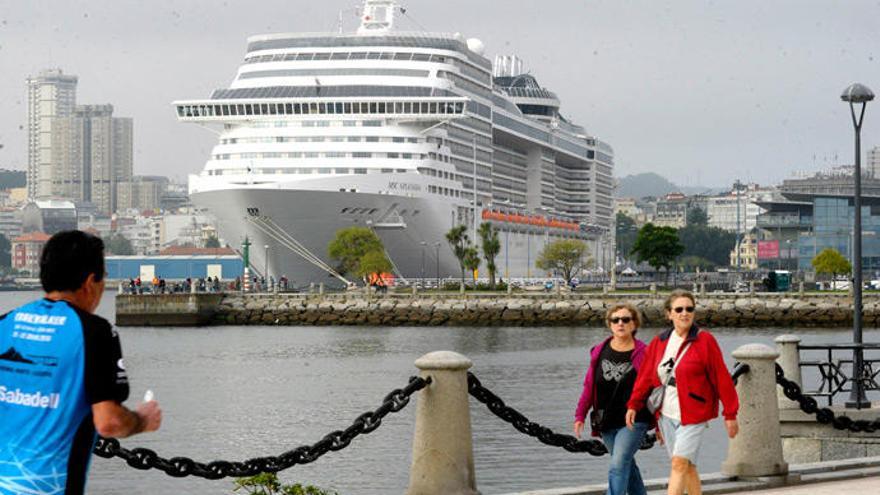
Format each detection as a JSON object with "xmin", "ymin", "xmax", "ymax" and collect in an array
[{"xmin": 116, "ymin": 292, "xmax": 880, "ymax": 327}]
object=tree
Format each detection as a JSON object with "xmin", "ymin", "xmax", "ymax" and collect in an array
[
  {"xmin": 616, "ymin": 212, "xmax": 639, "ymax": 261},
  {"xmin": 107, "ymin": 234, "xmax": 134, "ymax": 255},
  {"xmin": 677, "ymin": 224, "xmax": 736, "ymax": 268},
  {"xmin": 445, "ymin": 225, "xmax": 470, "ymax": 286},
  {"xmin": 536, "ymin": 239, "xmax": 590, "ymax": 284},
  {"xmin": 0, "ymin": 233, "xmax": 10, "ymax": 268},
  {"xmin": 463, "ymin": 246, "xmax": 480, "ymax": 283},
  {"xmin": 686, "ymin": 207, "xmax": 709, "ymax": 227},
  {"xmin": 631, "ymin": 223, "xmax": 684, "ymax": 283},
  {"xmin": 678, "ymin": 255, "xmax": 715, "ymax": 272},
  {"xmin": 812, "ymin": 248, "xmax": 851, "ymax": 281},
  {"xmin": 328, "ymin": 227, "xmax": 385, "ymax": 276},
  {"xmin": 205, "ymin": 235, "xmax": 221, "ymax": 248},
  {"xmin": 477, "ymin": 222, "xmax": 500, "ymax": 288},
  {"xmin": 356, "ymin": 249, "xmax": 392, "ymax": 280}
]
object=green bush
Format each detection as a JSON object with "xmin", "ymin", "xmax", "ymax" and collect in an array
[
  {"xmin": 475, "ymin": 281, "xmax": 508, "ymax": 291},
  {"xmin": 233, "ymin": 473, "xmax": 337, "ymax": 495}
]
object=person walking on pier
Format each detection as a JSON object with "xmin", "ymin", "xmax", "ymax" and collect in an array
[
  {"xmin": 0, "ymin": 230, "xmax": 162, "ymax": 495},
  {"xmin": 574, "ymin": 303, "xmax": 652, "ymax": 495},
  {"xmin": 625, "ymin": 290, "xmax": 739, "ymax": 495}
]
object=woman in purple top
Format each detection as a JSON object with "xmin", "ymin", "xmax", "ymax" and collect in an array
[{"xmin": 574, "ymin": 303, "xmax": 653, "ymax": 495}]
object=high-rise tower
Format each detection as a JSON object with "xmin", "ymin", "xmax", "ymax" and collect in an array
[{"xmin": 26, "ymin": 69, "xmax": 77, "ymax": 200}]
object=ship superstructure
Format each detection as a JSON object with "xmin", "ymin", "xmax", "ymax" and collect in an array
[{"xmin": 175, "ymin": 0, "xmax": 615, "ymax": 285}]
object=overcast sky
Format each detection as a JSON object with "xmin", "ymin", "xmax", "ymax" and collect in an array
[{"xmin": 1, "ymin": 0, "xmax": 878, "ymax": 188}]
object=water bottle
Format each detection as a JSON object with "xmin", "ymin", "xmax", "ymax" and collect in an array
[{"xmin": 143, "ymin": 389, "xmax": 155, "ymax": 403}]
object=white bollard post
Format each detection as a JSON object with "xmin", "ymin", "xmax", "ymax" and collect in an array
[
  {"xmin": 775, "ymin": 335, "xmax": 802, "ymax": 410},
  {"xmin": 722, "ymin": 344, "xmax": 788, "ymax": 478},
  {"xmin": 406, "ymin": 351, "xmax": 477, "ymax": 495}
]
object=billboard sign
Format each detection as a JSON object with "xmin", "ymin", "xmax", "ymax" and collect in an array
[{"xmin": 757, "ymin": 240, "xmax": 780, "ymax": 259}]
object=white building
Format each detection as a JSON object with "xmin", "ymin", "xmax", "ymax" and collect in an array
[
  {"xmin": 706, "ymin": 185, "xmax": 774, "ymax": 233},
  {"xmin": 27, "ymin": 69, "xmax": 77, "ymax": 199},
  {"xmin": 868, "ymin": 146, "xmax": 880, "ymax": 178}
]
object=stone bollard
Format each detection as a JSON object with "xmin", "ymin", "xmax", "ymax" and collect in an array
[
  {"xmin": 775, "ymin": 335, "xmax": 802, "ymax": 410},
  {"xmin": 191, "ymin": 280, "xmax": 197, "ymax": 294},
  {"xmin": 118, "ymin": 282, "xmax": 124, "ymax": 295},
  {"xmin": 700, "ymin": 282, "xmax": 706, "ymax": 297},
  {"xmin": 722, "ymin": 344, "xmax": 788, "ymax": 478},
  {"xmin": 407, "ymin": 351, "xmax": 477, "ymax": 495},
  {"xmin": 507, "ymin": 283, "xmax": 512, "ymax": 295},
  {"xmin": 412, "ymin": 285, "xmax": 418, "ymax": 296},
  {"xmin": 459, "ymin": 282, "xmax": 465, "ymax": 294},
  {"xmin": 650, "ymin": 283, "xmax": 657, "ymax": 295},
  {"xmin": 693, "ymin": 282, "xmax": 698, "ymax": 293},
  {"xmin": 318, "ymin": 283, "xmax": 324, "ymax": 295},
  {"xmin": 309, "ymin": 282, "xmax": 315, "ymax": 294},
  {"xmin": 749, "ymin": 281, "xmax": 755, "ymax": 295},
  {"xmin": 798, "ymin": 281, "xmax": 804, "ymax": 296},
  {"xmin": 602, "ymin": 285, "xmax": 608, "ymax": 295}
]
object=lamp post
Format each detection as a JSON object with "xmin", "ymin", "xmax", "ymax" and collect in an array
[
  {"xmin": 264, "ymin": 244, "xmax": 269, "ymax": 290},
  {"xmin": 434, "ymin": 242, "xmax": 441, "ymax": 288},
  {"xmin": 842, "ymin": 82, "xmax": 874, "ymax": 409},
  {"xmin": 420, "ymin": 241, "xmax": 427, "ymax": 285}
]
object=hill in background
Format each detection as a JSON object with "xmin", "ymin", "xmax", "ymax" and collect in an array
[{"xmin": 615, "ymin": 172, "xmax": 723, "ymax": 198}]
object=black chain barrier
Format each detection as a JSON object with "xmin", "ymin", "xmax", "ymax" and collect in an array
[
  {"xmin": 776, "ymin": 363, "xmax": 880, "ymax": 433},
  {"xmin": 92, "ymin": 375, "xmax": 430, "ymax": 479},
  {"xmin": 466, "ymin": 372, "xmax": 657, "ymax": 456}
]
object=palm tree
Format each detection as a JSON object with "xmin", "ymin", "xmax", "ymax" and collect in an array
[
  {"xmin": 445, "ymin": 225, "xmax": 469, "ymax": 287},
  {"xmin": 478, "ymin": 222, "xmax": 500, "ymax": 289}
]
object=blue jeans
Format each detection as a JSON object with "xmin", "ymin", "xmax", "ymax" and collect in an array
[{"xmin": 600, "ymin": 422, "xmax": 649, "ymax": 495}]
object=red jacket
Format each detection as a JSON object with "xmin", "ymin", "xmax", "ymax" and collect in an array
[{"xmin": 626, "ymin": 325, "xmax": 739, "ymax": 425}]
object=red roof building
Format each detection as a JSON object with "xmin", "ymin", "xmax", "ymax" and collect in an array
[{"xmin": 12, "ymin": 232, "xmax": 51, "ymax": 275}]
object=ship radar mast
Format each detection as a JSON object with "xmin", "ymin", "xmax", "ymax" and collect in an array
[{"xmin": 357, "ymin": 0, "xmax": 398, "ymax": 35}]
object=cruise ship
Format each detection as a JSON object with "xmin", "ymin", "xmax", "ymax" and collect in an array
[{"xmin": 176, "ymin": 0, "xmax": 615, "ymax": 286}]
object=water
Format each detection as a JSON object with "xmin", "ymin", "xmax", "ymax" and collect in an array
[{"xmin": 1, "ymin": 291, "xmax": 876, "ymax": 495}]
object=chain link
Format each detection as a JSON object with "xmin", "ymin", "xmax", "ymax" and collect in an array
[
  {"xmin": 467, "ymin": 372, "xmax": 656, "ymax": 456},
  {"xmin": 93, "ymin": 375, "xmax": 430, "ymax": 479},
  {"xmin": 775, "ymin": 363, "xmax": 880, "ymax": 433}
]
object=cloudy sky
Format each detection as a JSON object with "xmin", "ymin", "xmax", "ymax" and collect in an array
[{"xmin": 1, "ymin": 0, "xmax": 878, "ymax": 188}]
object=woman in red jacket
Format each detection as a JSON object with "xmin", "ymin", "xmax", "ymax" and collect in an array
[{"xmin": 625, "ymin": 290, "xmax": 739, "ymax": 495}]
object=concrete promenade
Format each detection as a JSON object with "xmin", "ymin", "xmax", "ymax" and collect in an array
[{"xmin": 506, "ymin": 456, "xmax": 880, "ymax": 495}]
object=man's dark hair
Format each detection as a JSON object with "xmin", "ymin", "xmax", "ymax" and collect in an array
[{"xmin": 40, "ymin": 230, "xmax": 105, "ymax": 292}]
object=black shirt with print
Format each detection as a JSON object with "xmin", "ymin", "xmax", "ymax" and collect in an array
[{"xmin": 595, "ymin": 344, "xmax": 653, "ymax": 431}]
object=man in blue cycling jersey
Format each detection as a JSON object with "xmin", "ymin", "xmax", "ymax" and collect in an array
[{"xmin": 0, "ymin": 230, "xmax": 162, "ymax": 494}]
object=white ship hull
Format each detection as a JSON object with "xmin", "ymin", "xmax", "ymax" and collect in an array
[{"xmin": 193, "ymin": 176, "xmax": 597, "ymax": 287}]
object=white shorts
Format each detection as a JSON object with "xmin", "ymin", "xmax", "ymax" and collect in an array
[{"xmin": 658, "ymin": 415, "xmax": 708, "ymax": 464}]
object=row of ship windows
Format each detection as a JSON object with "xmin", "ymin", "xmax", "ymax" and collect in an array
[
  {"xmin": 177, "ymin": 101, "xmax": 466, "ymax": 118},
  {"xmin": 242, "ymin": 51, "xmax": 491, "ymax": 82},
  {"xmin": 245, "ymin": 51, "xmax": 449, "ymax": 64},
  {"xmin": 209, "ymin": 167, "xmax": 412, "ymax": 176},
  {"xmin": 219, "ymin": 136, "xmax": 421, "ymax": 144},
  {"xmin": 242, "ymin": 120, "xmax": 381, "ymax": 129},
  {"xmin": 211, "ymin": 152, "xmax": 429, "ymax": 160},
  {"xmin": 427, "ymin": 185, "xmax": 462, "ymax": 198}
]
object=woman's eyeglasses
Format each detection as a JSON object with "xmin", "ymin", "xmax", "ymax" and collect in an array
[
  {"xmin": 672, "ymin": 306, "xmax": 695, "ymax": 313},
  {"xmin": 609, "ymin": 316, "xmax": 632, "ymax": 324}
]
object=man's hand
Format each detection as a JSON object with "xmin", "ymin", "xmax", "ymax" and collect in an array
[
  {"xmin": 725, "ymin": 419, "xmax": 739, "ymax": 439},
  {"xmin": 136, "ymin": 400, "xmax": 162, "ymax": 433},
  {"xmin": 93, "ymin": 400, "xmax": 162, "ymax": 438},
  {"xmin": 573, "ymin": 421, "xmax": 584, "ymax": 438},
  {"xmin": 624, "ymin": 409, "xmax": 636, "ymax": 430},
  {"xmin": 655, "ymin": 426, "xmax": 664, "ymax": 445}
]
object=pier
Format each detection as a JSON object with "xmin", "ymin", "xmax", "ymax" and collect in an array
[{"xmin": 116, "ymin": 290, "xmax": 880, "ymax": 327}]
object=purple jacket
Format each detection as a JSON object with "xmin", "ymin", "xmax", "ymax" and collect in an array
[{"xmin": 574, "ymin": 336, "xmax": 647, "ymax": 436}]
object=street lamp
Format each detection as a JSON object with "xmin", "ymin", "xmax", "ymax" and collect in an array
[
  {"xmin": 434, "ymin": 242, "xmax": 441, "ymax": 288},
  {"xmin": 264, "ymin": 244, "xmax": 269, "ymax": 290},
  {"xmin": 420, "ymin": 241, "xmax": 427, "ymax": 285},
  {"xmin": 841, "ymin": 82, "xmax": 874, "ymax": 409}
]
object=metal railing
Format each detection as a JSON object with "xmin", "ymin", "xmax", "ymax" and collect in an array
[{"xmin": 797, "ymin": 343, "xmax": 880, "ymax": 406}]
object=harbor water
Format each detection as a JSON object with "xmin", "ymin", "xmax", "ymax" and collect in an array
[{"xmin": 2, "ymin": 291, "xmax": 876, "ymax": 495}]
